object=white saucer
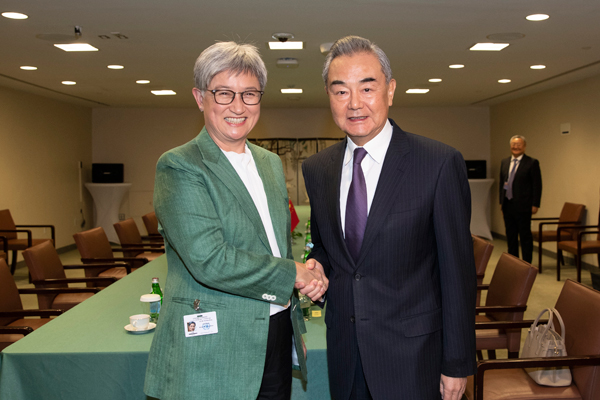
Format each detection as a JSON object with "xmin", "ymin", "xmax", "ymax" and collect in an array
[{"xmin": 124, "ymin": 322, "xmax": 156, "ymax": 334}]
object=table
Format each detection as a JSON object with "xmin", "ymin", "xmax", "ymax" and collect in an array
[
  {"xmin": 468, "ymin": 179, "xmax": 494, "ymax": 240},
  {"xmin": 85, "ymin": 183, "xmax": 131, "ymax": 243},
  {"xmin": 0, "ymin": 207, "xmax": 331, "ymax": 400}
]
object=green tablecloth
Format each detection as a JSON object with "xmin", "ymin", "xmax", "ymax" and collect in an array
[{"xmin": 0, "ymin": 206, "xmax": 331, "ymax": 399}]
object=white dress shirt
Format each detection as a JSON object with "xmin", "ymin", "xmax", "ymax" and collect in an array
[
  {"xmin": 222, "ymin": 145, "xmax": 288, "ymax": 315},
  {"xmin": 339, "ymin": 120, "xmax": 394, "ymax": 236}
]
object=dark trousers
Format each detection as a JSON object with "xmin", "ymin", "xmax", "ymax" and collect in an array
[
  {"xmin": 503, "ymin": 201, "xmax": 534, "ymax": 263},
  {"xmin": 350, "ymin": 349, "xmax": 373, "ymax": 400},
  {"xmin": 257, "ymin": 308, "xmax": 292, "ymax": 400}
]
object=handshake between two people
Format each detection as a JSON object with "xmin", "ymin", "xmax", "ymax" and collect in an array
[{"xmin": 294, "ymin": 259, "xmax": 328, "ymax": 302}]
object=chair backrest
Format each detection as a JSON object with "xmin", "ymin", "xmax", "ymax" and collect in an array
[
  {"xmin": 0, "ymin": 259, "xmax": 23, "ymax": 326},
  {"xmin": 0, "ymin": 209, "xmax": 17, "ymax": 241},
  {"xmin": 473, "ymin": 235, "xmax": 494, "ymax": 284},
  {"xmin": 485, "ymin": 252, "xmax": 538, "ymax": 322},
  {"xmin": 559, "ymin": 202, "xmax": 586, "ymax": 237},
  {"xmin": 113, "ymin": 219, "xmax": 143, "ymax": 257},
  {"xmin": 73, "ymin": 227, "xmax": 114, "ymax": 277},
  {"xmin": 555, "ymin": 280, "xmax": 600, "ymax": 400},
  {"xmin": 22, "ymin": 241, "xmax": 67, "ymax": 309},
  {"xmin": 142, "ymin": 212, "xmax": 159, "ymax": 236}
]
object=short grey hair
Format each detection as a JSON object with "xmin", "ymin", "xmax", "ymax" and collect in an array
[
  {"xmin": 510, "ymin": 135, "xmax": 527, "ymax": 144},
  {"xmin": 193, "ymin": 42, "xmax": 267, "ymax": 91},
  {"xmin": 322, "ymin": 36, "xmax": 393, "ymax": 85}
]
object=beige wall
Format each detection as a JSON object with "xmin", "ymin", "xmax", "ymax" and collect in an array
[
  {"xmin": 92, "ymin": 106, "xmax": 490, "ymax": 226},
  {"xmin": 490, "ymin": 74, "xmax": 600, "ymax": 267},
  {"xmin": 0, "ymin": 85, "xmax": 93, "ymax": 253}
]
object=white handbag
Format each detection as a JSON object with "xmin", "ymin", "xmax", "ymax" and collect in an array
[{"xmin": 521, "ymin": 308, "xmax": 572, "ymax": 386}]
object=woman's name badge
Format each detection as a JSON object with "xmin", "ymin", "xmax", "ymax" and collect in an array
[{"xmin": 184, "ymin": 312, "xmax": 218, "ymax": 337}]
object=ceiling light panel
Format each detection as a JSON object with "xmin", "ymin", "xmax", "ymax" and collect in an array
[
  {"xmin": 498, "ymin": 79, "xmax": 511, "ymax": 83},
  {"xmin": 470, "ymin": 43, "xmax": 509, "ymax": 51},
  {"xmin": 449, "ymin": 64, "xmax": 464, "ymax": 69},
  {"xmin": 281, "ymin": 88, "xmax": 303, "ymax": 94},
  {"xmin": 151, "ymin": 90, "xmax": 176, "ymax": 95},
  {"xmin": 428, "ymin": 78, "xmax": 442, "ymax": 83},
  {"xmin": 268, "ymin": 41, "xmax": 303, "ymax": 50},
  {"xmin": 136, "ymin": 80, "xmax": 150, "ymax": 84},
  {"xmin": 406, "ymin": 89, "xmax": 429, "ymax": 94},
  {"xmin": 20, "ymin": 66, "xmax": 37, "ymax": 70},
  {"xmin": 530, "ymin": 65, "xmax": 546, "ymax": 69},
  {"xmin": 62, "ymin": 81, "xmax": 76, "ymax": 85},
  {"xmin": 107, "ymin": 65, "xmax": 124, "ymax": 69},
  {"xmin": 2, "ymin": 12, "xmax": 28, "ymax": 19},
  {"xmin": 54, "ymin": 43, "xmax": 99, "ymax": 52},
  {"xmin": 526, "ymin": 14, "xmax": 549, "ymax": 21}
]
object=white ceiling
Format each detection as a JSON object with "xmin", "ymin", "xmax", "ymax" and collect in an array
[{"xmin": 1, "ymin": 0, "xmax": 599, "ymax": 109}]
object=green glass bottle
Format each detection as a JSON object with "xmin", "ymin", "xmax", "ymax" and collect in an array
[{"xmin": 151, "ymin": 277, "xmax": 163, "ymax": 305}]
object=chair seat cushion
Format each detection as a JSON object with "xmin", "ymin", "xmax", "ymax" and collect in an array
[
  {"xmin": 532, "ymin": 230, "xmax": 572, "ymax": 242},
  {"xmin": 0, "ymin": 318, "xmax": 53, "ymax": 351},
  {"xmin": 465, "ymin": 368, "xmax": 582, "ymax": 400},
  {"xmin": 52, "ymin": 292, "xmax": 95, "ymax": 311},
  {"xmin": 98, "ymin": 267, "xmax": 128, "ymax": 279},
  {"xmin": 7, "ymin": 238, "xmax": 53, "ymax": 251},
  {"xmin": 137, "ymin": 252, "xmax": 161, "ymax": 261},
  {"xmin": 558, "ymin": 240, "xmax": 600, "ymax": 254}
]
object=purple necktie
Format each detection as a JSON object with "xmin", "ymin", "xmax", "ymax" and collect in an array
[
  {"xmin": 505, "ymin": 158, "xmax": 519, "ymax": 200},
  {"xmin": 345, "ymin": 147, "xmax": 368, "ymax": 262}
]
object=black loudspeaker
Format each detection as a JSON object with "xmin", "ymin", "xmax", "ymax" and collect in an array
[
  {"xmin": 92, "ymin": 163, "xmax": 124, "ymax": 183},
  {"xmin": 465, "ymin": 160, "xmax": 486, "ymax": 179}
]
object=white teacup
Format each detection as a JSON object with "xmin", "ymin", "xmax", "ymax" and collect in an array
[{"xmin": 130, "ymin": 314, "xmax": 150, "ymax": 331}]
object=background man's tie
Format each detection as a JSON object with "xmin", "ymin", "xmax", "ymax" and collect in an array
[
  {"xmin": 505, "ymin": 158, "xmax": 519, "ymax": 200},
  {"xmin": 345, "ymin": 147, "xmax": 368, "ymax": 262}
]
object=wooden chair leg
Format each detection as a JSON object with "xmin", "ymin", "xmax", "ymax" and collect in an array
[
  {"xmin": 476, "ymin": 350, "xmax": 484, "ymax": 361},
  {"xmin": 576, "ymin": 255, "xmax": 581, "ymax": 283},
  {"xmin": 508, "ymin": 351, "xmax": 519, "ymax": 358},
  {"xmin": 557, "ymin": 249, "xmax": 562, "ymax": 281},
  {"xmin": 538, "ymin": 241, "xmax": 543, "ymax": 273},
  {"xmin": 10, "ymin": 250, "xmax": 18, "ymax": 274},
  {"xmin": 487, "ymin": 350, "xmax": 496, "ymax": 360}
]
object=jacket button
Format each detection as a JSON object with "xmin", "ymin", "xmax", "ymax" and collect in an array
[
  {"xmin": 350, "ymin": 316, "xmax": 355, "ymax": 323},
  {"xmin": 354, "ymin": 273, "xmax": 361, "ymax": 281}
]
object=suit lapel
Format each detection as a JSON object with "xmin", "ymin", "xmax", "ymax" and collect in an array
[
  {"xmin": 356, "ymin": 122, "xmax": 412, "ymax": 268},
  {"xmin": 195, "ymin": 129, "xmax": 272, "ymax": 253}
]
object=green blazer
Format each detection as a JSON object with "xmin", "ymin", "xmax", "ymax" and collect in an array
[{"xmin": 144, "ymin": 128, "xmax": 307, "ymax": 400}]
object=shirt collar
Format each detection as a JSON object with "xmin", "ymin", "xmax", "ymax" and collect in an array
[
  {"xmin": 343, "ymin": 119, "xmax": 393, "ymax": 166},
  {"xmin": 222, "ymin": 144, "xmax": 253, "ymax": 168},
  {"xmin": 511, "ymin": 154, "xmax": 524, "ymax": 162}
]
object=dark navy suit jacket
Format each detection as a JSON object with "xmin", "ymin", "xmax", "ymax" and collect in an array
[
  {"xmin": 499, "ymin": 154, "xmax": 542, "ymax": 212},
  {"xmin": 302, "ymin": 120, "xmax": 477, "ymax": 399}
]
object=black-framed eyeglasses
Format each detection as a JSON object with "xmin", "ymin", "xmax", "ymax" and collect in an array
[{"xmin": 208, "ymin": 89, "xmax": 264, "ymax": 105}]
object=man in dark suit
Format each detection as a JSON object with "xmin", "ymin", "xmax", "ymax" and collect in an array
[
  {"xmin": 301, "ymin": 36, "xmax": 476, "ymax": 400},
  {"xmin": 499, "ymin": 135, "xmax": 542, "ymax": 263}
]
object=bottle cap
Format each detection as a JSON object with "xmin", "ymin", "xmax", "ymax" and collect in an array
[
  {"xmin": 141, "ymin": 294, "xmax": 161, "ymax": 302},
  {"xmin": 152, "ymin": 277, "xmax": 159, "ymax": 283}
]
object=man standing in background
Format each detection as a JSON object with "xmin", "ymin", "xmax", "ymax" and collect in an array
[{"xmin": 499, "ymin": 135, "xmax": 542, "ymax": 263}]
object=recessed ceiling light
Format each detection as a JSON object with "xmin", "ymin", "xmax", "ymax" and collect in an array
[
  {"xmin": 2, "ymin": 12, "xmax": 28, "ymax": 19},
  {"xmin": 498, "ymin": 79, "xmax": 511, "ymax": 83},
  {"xmin": 136, "ymin": 80, "xmax": 150, "ymax": 84},
  {"xmin": 406, "ymin": 89, "xmax": 430, "ymax": 94},
  {"xmin": 151, "ymin": 90, "xmax": 176, "ymax": 95},
  {"xmin": 526, "ymin": 14, "xmax": 549, "ymax": 21},
  {"xmin": 107, "ymin": 65, "xmax": 124, "ymax": 69},
  {"xmin": 449, "ymin": 64, "xmax": 464, "ymax": 69},
  {"xmin": 54, "ymin": 43, "xmax": 99, "ymax": 52},
  {"xmin": 20, "ymin": 66, "xmax": 37, "ymax": 70},
  {"xmin": 281, "ymin": 88, "xmax": 303, "ymax": 94},
  {"xmin": 470, "ymin": 43, "xmax": 509, "ymax": 51},
  {"xmin": 530, "ymin": 65, "xmax": 546, "ymax": 69},
  {"xmin": 428, "ymin": 78, "xmax": 442, "ymax": 83},
  {"xmin": 268, "ymin": 41, "xmax": 303, "ymax": 50},
  {"xmin": 62, "ymin": 81, "xmax": 76, "ymax": 85}
]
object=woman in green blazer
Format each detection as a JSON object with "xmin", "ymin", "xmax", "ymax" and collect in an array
[{"xmin": 144, "ymin": 42, "xmax": 326, "ymax": 400}]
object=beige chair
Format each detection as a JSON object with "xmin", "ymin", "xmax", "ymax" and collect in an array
[
  {"xmin": 73, "ymin": 227, "xmax": 149, "ymax": 284},
  {"xmin": 0, "ymin": 209, "xmax": 55, "ymax": 274},
  {"xmin": 473, "ymin": 235, "xmax": 494, "ymax": 306},
  {"xmin": 556, "ymin": 205, "xmax": 600, "ymax": 282},
  {"xmin": 476, "ymin": 253, "xmax": 538, "ymax": 360},
  {"xmin": 0, "ymin": 259, "xmax": 63, "ymax": 351},
  {"xmin": 22, "ymin": 241, "xmax": 117, "ymax": 310},
  {"xmin": 466, "ymin": 280, "xmax": 600, "ymax": 400},
  {"xmin": 113, "ymin": 218, "xmax": 163, "ymax": 261},
  {"xmin": 532, "ymin": 202, "xmax": 585, "ymax": 273}
]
